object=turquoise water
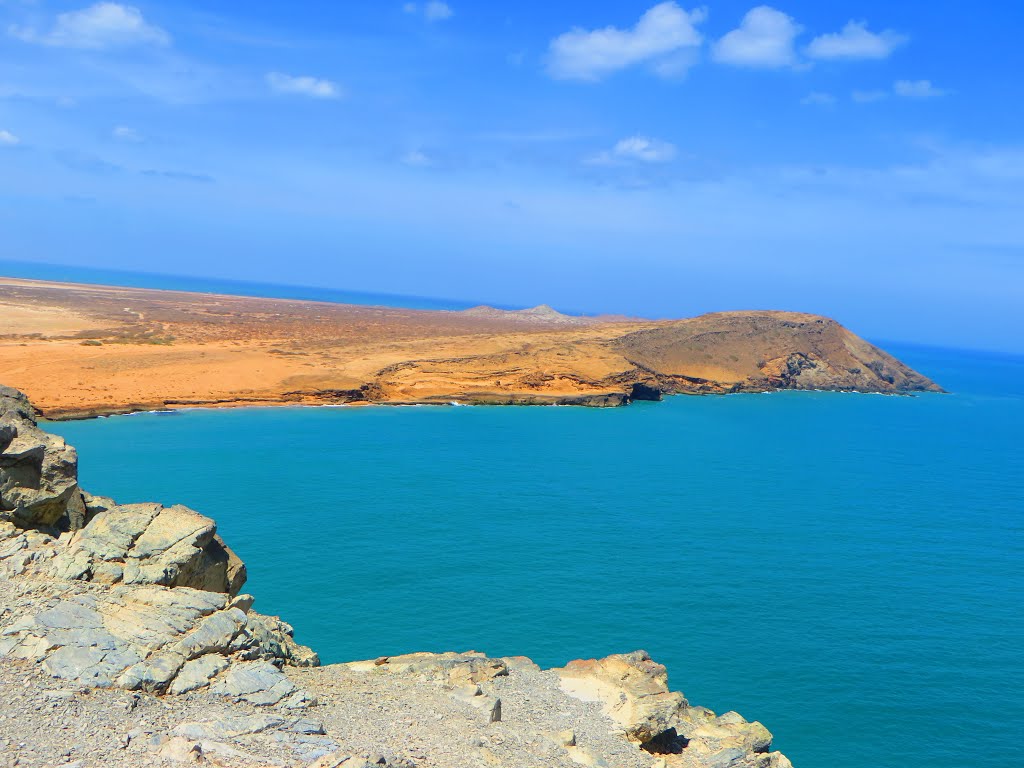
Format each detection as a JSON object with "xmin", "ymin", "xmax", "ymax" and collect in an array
[{"xmin": 47, "ymin": 344, "xmax": 1023, "ymax": 768}]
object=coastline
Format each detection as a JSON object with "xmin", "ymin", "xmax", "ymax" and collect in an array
[
  {"xmin": 36, "ymin": 384, "xmax": 937, "ymax": 422},
  {"xmin": 2, "ymin": 276, "xmax": 941, "ymax": 422},
  {"xmin": 1, "ymin": 382, "xmax": 795, "ymax": 767}
]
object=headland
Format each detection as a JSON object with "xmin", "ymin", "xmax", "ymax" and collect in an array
[{"xmin": 0, "ymin": 277, "xmax": 940, "ymax": 420}]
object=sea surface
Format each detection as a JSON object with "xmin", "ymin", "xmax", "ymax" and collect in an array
[
  {"xmin": 0, "ymin": 259, "xmax": 481, "ymax": 311},
  {"xmin": 46, "ymin": 344, "xmax": 1023, "ymax": 768}
]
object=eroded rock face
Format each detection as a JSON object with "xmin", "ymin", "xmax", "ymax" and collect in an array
[
  {"xmin": 555, "ymin": 651, "xmax": 688, "ymax": 744},
  {"xmin": 554, "ymin": 650, "xmax": 792, "ymax": 768},
  {"xmin": 614, "ymin": 311, "xmax": 942, "ymax": 395},
  {"xmin": 49, "ymin": 502, "xmax": 247, "ymax": 595},
  {"xmin": 0, "ymin": 385, "xmax": 318, "ymax": 710},
  {"xmin": 0, "ymin": 385, "xmax": 247, "ymax": 595},
  {"xmin": 0, "ymin": 574, "xmax": 314, "ymax": 703},
  {"xmin": 0, "ymin": 385, "xmax": 81, "ymax": 530}
]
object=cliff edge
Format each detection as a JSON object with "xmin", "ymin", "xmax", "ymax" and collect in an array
[{"xmin": 0, "ymin": 384, "xmax": 793, "ymax": 767}]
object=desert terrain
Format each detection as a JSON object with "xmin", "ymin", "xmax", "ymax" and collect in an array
[{"xmin": 0, "ymin": 277, "xmax": 940, "ymax": 419}]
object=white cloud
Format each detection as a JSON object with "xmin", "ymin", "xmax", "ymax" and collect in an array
[
  {"xmin": 400, "ymin": 150, "xmax": 433, "ymax": 167},
  {"xmin": 112, "ymin": 125, "xmax": 142, "ymax": 142},
  {"xmin": 0, "ymin": 130, "xmax": 20, "ymax": 146},
  {"xmin": 851, "ymin": 80, "xmax": 947, "ymax": 104},
  {"xmin": 588, "ymin": 135, "xmax": 678, "ymax": 165},
  {"xmin": 424, "ymin": 2, "xmax": 453, "ymax": 21},
  {"xmin": 894, "ymin": 79, "xmax": 946, "ymax": 99},
  {"xmin": 713, "ymin": 6, "xmax": 801, "ymax": 68},
  {"xmin": 807, "ymin": 21, "xmax": 906, "ymax": 60},
  {"xmin": 10, "ymin": 2, "xmax": 170, "ymax": 49},
  {"xmin": 852, "ymin": 89, "xmax": 888, "ymax": 103},
  {"xmin": 403, "ymin": 2, "xmax": 453, "ymax": 21},
  {"xmin": 801, "ymin": 92, "xmax": 836, "ymax": 106},
  {"xmin": 547, "ymin": 2, "xmax": 706, "ymax": 82},
  {"xmin": 266, "ymin": 72, "xmax": 341, "ymax": 99}
]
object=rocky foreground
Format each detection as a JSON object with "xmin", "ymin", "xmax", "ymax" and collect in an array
[{"xmin": 0, "ymin": 383, "xmax": 792, "ymax": 768}]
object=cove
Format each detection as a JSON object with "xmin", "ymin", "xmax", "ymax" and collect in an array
[{"xmin": 47, "ymin": 344, "xmax": 1024, "ymax": 768}]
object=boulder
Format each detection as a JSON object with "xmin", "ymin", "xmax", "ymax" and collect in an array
[
  {"xmin": 210, "ymin": 660, "xmax": 316, "ymax": 708},
  {"xmin": 0, "ymin": 386, "xmax": 81, "ymax": 530},
  {"xmin": 555, "ymin": 651, "xmax": 787, "ymax": 765},
  {"xmin": 233, "ymin": 612, "xmax": 319, "ymax": 667},
  {"xmin": 555, "ymin": 650, "xmax": 687, "ymax": 745},
  {"xmin": 50, "ymin": 502, "xmax": 247, "ymax": 595},
  {"xmin": 169, "ymin": 653, "xmax": 231, "ymax": 694},
  {"xmin": 679, "ymin": 710, "xmax": 773, "ymax": 754}
]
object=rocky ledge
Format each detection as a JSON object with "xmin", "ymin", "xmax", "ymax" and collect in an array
[{"xmin": 0, "ymin": 384, "xmax": 793, "ymax": 767}]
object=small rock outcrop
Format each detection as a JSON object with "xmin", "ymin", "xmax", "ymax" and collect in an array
[
  {"xmin": 554, "ymin": 651, "xmax": 792, "ymax": 767},
  {"xmin": 556, "ymin": 651, "xmax": 688, "ymax": 745},
  {"xmin": 50, "ymin": 501, "xmax": 247, "ymax": 594},
  {"xmin": 0, "ymin": 385, "xmax": 81, "ymax": 530}
]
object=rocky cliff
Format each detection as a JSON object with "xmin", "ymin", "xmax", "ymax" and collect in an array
[
  {"xmin": 612, "ymin": 311, "xmax": 939, "ymax": 395},
  {"xmin": 0, "ymin": 384, "xmax": 793, "ymax": 768}
]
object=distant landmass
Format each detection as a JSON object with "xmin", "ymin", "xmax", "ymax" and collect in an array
[{"xmin": 0, "ymin": 277, "xmax": 940, "ymax": 420}]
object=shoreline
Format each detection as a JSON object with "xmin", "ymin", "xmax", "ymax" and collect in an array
[
  {"xmin": 36, "ymin": 385, "xmax": 938, "ymax": 422},
  {"xmin": 2, "ymin": 276, "xmax": 943, "ymax": 422},
  {"xmin": 2, "ymin": 382, "xmax": 797, "ymax": 768}
]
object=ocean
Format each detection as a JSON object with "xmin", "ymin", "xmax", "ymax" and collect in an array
[
  {"xmin": 0, "ymin": 259, "xmax": 494, "ymax": 312},
  {"xmin": 44, "ymin": 341, "xmax": 1024, "ymax": 768}
]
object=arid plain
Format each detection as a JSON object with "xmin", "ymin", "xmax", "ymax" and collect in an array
[{"xmin": 0, "ymin": 277, "xmax": 939, "ymax": 419}]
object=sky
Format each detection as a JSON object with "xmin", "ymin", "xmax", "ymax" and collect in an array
[{"xmin": 1, "ymin": 1, "xmax": 1022, "ymax": 352}]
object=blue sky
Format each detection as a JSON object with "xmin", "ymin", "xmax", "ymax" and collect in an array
[{"xmin": 1, "ymin": 1, "xmax": 1022, "ymax": 351}]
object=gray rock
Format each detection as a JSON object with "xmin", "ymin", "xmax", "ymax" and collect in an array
[
  {"xmin": 0, "ymin": 581, "xmax": 315, "ymax": 699},
  {"xmin": 211, "ymin": 660, "xmax": 315, "ymax": 708},
  {"xmin": 0, "ymin": 400, "xmax": 80, "ymax": 530},
  {"xmin": 0, "ymin": 420, "xmax": 16, "ymax": 453},
  {"xmin": 50, "ymin": 503, "xmax": 247, "ymax": 595},
  {"xmin": 234, "ymin": 612, "xmax": 320, "ymax": 667},
  {"xmin": 117, "ymin": 651, "xmax": 186, "ymax": 692},
  {"xmin": 172, "ymin": 714, "xmax": 285, "ymax": 740},
  {"xmin": 173, "ymin": 607, "xmax": 247, "ymax": 659},
  {"xmin": 287, "ymin": 717, "xmax": 327, "ymax": 735},
  {"xmin": 44, "ymin": 644, "xmax": 142, "ymax": 687},
  {"xmin": 168, "ymin": 654, "xmax": 230, "ymax": 695}
]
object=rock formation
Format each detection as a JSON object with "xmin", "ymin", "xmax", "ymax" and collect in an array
[
  {"xmin": 0, "ymin": 385, "xmax": 81, "ymax": 529},
  {"xmin": 0, "ymin": 384, "xmax": 792, "ymax": 767},
  {"xmin": 0, "ymin": 384, "xmax": 317, "ymax": 706},
  {"xmin": 554, "ymin": 651, "xmax": 789, "ymax": 767}
]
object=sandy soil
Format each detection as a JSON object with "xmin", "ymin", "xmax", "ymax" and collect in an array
[
  {"xmin": 0, "ymin": 278, "xmax": 939, "ymax": 419},
  {"xmin": 0, "ymin": 279, "xmax": 644, "ymax": 417}
]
